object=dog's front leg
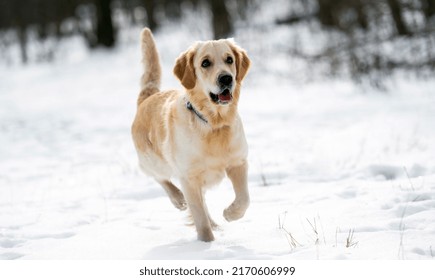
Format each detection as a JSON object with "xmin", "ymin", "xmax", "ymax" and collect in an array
[
  {"xmin": 181, "ymin": 179, "xmax": 214, "ymax": 242},
  {"xmin": 224, "ymin": 160, "xmax": 250, "ymax": 222}
]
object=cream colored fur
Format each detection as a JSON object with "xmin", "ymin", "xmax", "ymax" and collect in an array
[{"xmin": 131, "ymin": 28, "xmax": 251, "ymax": 242}]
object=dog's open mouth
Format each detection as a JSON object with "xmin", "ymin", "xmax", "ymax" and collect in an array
[{"xmin": 209, "ymin": 88, "xmax": 232, "ymax": 105}]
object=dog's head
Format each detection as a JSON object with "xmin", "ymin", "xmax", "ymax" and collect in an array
[{"xmin": 174, "ymin": 39, "xmax": 250, "ymax": 106}]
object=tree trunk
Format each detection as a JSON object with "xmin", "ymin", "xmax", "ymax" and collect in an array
[
  {"xmin": 387, "ymin": 0, "xmax": 409, "ymax": 35},
  {"xmin": 421, "ymin": 0, "xmax": 435, "ymax": 19},
  {"xmin": 209, "ymin": 0, "xmax": 233, "ymax": 39},
  {"xmin": 96, "ymin": 0, "xmax": 115, "ymax": 47},
  {"xmin": 10, "ymin": 0, "xmax": 28, "ymax": 64},
  {"xmin": 316, "ymin": 0, "xmax": 337, "ymax": 27},
  {"xmin": 163, "ymin": 0, "xmax": 181, "ymax": 20},
  {"xmin": 354, "ymin": 0, "xmax": 368, "ymax": 30},
  {"xmin": 17, "ymin": 26, "xmax": 28, "ymax": 64},
  {"xmin": 143, "ymin": 0, "xmax": 158, "ymax": 31}
]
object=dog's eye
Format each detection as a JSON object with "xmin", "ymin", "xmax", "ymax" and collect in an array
[
  {"xmin": 226, "ymin": 56, "xmax": 233, "ymax": 64},
  {"xmin": 201, "ymin": 59, "xmax": 211, "ymax": 68}
]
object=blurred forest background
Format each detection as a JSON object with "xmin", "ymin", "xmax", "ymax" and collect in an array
[{"xmin": 1, "ymin": 0, "xmax": 435, "ymax": 86}]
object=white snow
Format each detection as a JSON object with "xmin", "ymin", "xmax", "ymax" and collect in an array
[{"xmin": 1, "ymin": 22, "xmax": 435, "ymax": 260}]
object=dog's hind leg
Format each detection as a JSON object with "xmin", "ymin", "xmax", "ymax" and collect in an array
[
  {"xmin": 157, "ymin": 180, "xmax": 187, "ymax": 211},
  {"xmin": 224, "ymin": 160, "xmax": 250, "ymax": 222}
]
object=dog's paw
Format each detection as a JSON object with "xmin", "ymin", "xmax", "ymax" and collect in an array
[
  {"xmin": 223, "ymin": 202, "xmax": 248, "ymax": 222},
  {"xmin": 169, "ymin": 190, "xmax": 187, "ymax": 211},
  {"xmin": 198, "ymin": 228, "xmax": 215, "ymax": 242},
  {"xmin": 171, "ymin": 197, "xmax": 187, "ymax": 211}
]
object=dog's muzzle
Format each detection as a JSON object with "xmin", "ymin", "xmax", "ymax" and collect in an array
[{"xmin": 210, "ymin": 74, "xmax": 233, "ymax": 105}]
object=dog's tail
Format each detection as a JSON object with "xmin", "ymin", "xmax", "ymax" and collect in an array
[{"xmin": 137, "ymin": 28, "xmax": 161, "ymax": 107}]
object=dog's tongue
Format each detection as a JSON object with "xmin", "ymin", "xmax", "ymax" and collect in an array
[
  {"xmin": 218, "ymin": 94, "xmax": 231, "ymax": 102},
  {"xmin": 218, "ymin": 90, "xmax": 232, "ymax": 102}
]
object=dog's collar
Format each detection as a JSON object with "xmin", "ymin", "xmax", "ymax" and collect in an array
[{"xmin": 186, "ymin": 101, "xmax": 208, "ymax": 124}]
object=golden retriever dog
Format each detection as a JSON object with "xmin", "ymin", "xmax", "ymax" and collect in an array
[{"xmin": 131, "ymin": 28, "xmax": 251, "ymax": 242}]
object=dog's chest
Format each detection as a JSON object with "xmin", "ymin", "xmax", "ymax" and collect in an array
[
  {"xmin": 203, "ymin": 126, "xmax": 232, "ymax": 155},
  {"xmin": 173, "ymin": 124, "xmax": 246, "ymax": 171}
]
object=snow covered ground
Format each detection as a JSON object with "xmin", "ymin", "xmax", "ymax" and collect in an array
[{"xmin": 1, "ymin": 21, "xmax": 435, "ymax": 260}]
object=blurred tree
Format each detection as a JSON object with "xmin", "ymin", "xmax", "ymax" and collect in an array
[
  {"xmin": 278, "ymin": 0, "xmax": 435, "ymax": 86},
  {"xmin": 143, "ymin": 0, "xmax": 157, "ymax": 31},
  {"xmin": 1, "ymin": 0, "xmax": 433, "ymax": 87},
  {"xmin": 0, "ymin": 0, "xmax": 255, "ymax": 63},
  {"xmin": 421, "ymin": 0, "xmax": 435, "ymax": 19},
  {"xmin": 316, "ymin": 0, "xmax": 340, "ymax": 28},
  {"xmin": 387, "ymin": 0, "xmax": 409, "ymax": 35},
  {"xmin": 354, "ymin": 0, "xmax": 368, "ymax": 30},
  {"xmin": 208, "ymin": 0, "xmax": 233, "ymax": 39},
  {"xmin": 11, "ymin": 0, "xmax": 30, "ymax": 64},
  {"xmin": 163, "ymin": 0, "xmax": 182, "ymax": 20},
  {"xmin": 95, "ymin": 0, "xmax": 115, "ymax": 47}
]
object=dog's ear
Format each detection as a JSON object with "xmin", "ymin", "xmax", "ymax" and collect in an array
[
  {"xmin": 173, "ymin": 47, "xmax": 196, "ymax": 90},
  {"xmin": 230, "ymin": 43, "xmax": 251, "ymax": 83}
]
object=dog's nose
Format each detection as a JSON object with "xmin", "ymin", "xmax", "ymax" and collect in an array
[{"xmin": 218, "ymin": 74, "xmax": 233, "ymax": 87}]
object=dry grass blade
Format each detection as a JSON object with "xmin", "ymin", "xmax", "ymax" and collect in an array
[
  {"xmin": 278, "ymin": 212, "xmax": 301, "ymax": 250},
  {"xmin": 346, "ymin": 229, "xmax": 358, "ymax": 248},
  {"xmin": 403, "ymin": 166, "xmax": 415, "ymax": 191},
  {"xmin": 306, "ymin": 217, "xmax": 319, "ymax": 245}
]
